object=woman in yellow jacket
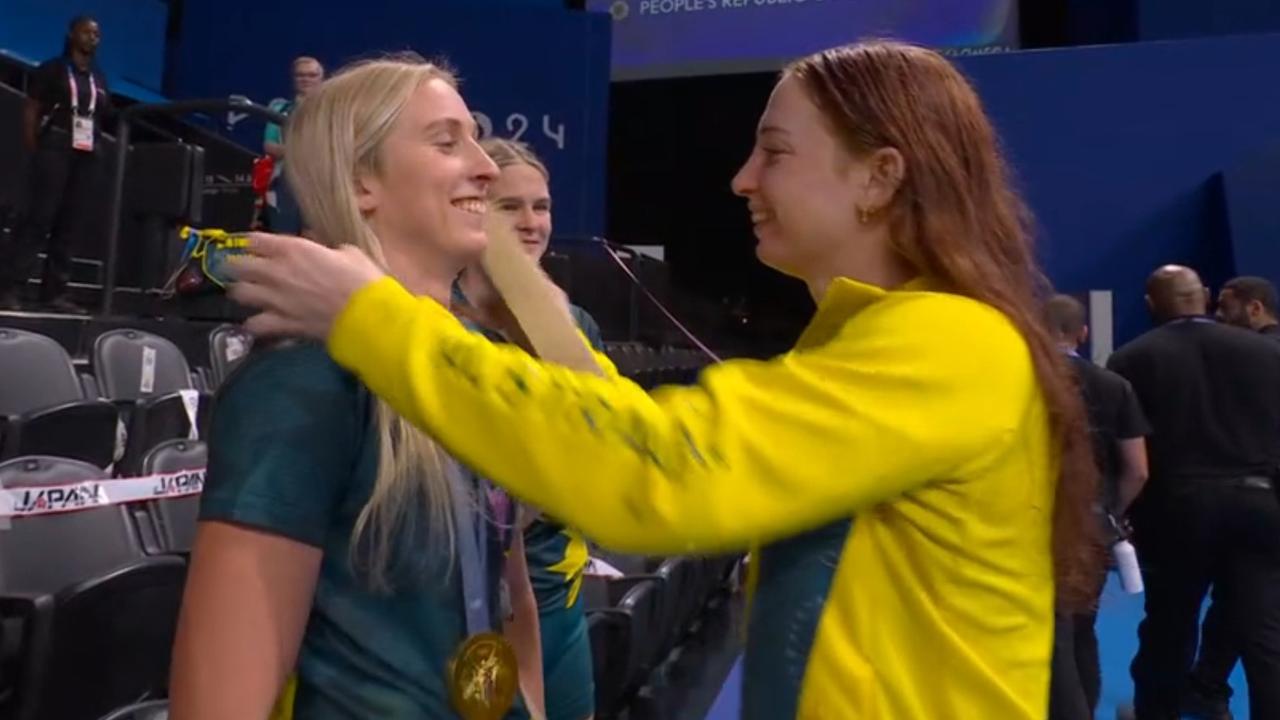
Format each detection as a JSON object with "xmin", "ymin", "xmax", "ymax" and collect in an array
[{"xmin": 231, "ymin": 41, "xmax": 1100, "ymax": 718}]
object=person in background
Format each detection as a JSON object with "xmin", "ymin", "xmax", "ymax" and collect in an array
[
  {"xmin": 262, "ymin": 56, "xmax": 324, "ymax": 234},
  {"xmin": 1107, "ymin": 265, "xmax": 1280, "ymax": 720},
  {"xmin": 1044, "ymin": 294, "xmax": 1150, "ymax": 720},
  {"xmin": 0, "ymin": 15, "xmax": 110, "ymax": 312},
  {"xmin": 1184, "ymin": 274, "xmax": 1280, "ymax": 719},
  {"xmin": 1217, "ymin": 275, "xmax": 1280, "ymax": 340},
  {"xmin": 170, "ymin": 56, "xmax": 545, "ymax": 719},
  {"xmin": 230, "ymin": 40, "xmax": 1104, "ymax": 717},
  {"xmin": 454, "ymin": 137, "xmax": 598, "ymax": 720}
]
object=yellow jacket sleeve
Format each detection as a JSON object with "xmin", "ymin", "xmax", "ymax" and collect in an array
[{"xmin": 328, "ymin": 277, "xmax": 1035, "ymax": 555}]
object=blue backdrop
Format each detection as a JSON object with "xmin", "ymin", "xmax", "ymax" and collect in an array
[
  {"xmin": 169, "ymin": 0, "xmax": 611, "ymax": 238},
  {"xmin": 955, "ymin": 33, "xmax": 1280, "ymax": 344},
  {"xmin": 1222, "ymin": 142, "xmax": 1280, "ymax": 282},
  {"xmin": 0, "ymin": 0, "xmax": 167, "ymax": 99}
]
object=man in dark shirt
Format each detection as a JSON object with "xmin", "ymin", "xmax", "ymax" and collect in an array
[
  {"xmin": 1186, "ymin": 275, "xmax": 1280, "ymax": 717},
  {"xmin": 0, "ymin": 15, "xmax": 111, "ymax": 312},
  {"xmin": 1107, "ymin": 265, "xmax": 1280, "ymax": 719},
  {"xmin": 1217, "ymin": 275, "xmax": 1280, "ymax": 341},
  {"xmin": 1045, "ymin": 294, "xmax": 1151, "ymax": 720}
]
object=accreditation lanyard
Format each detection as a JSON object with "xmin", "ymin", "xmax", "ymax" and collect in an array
[
  {"xmin": 1166, "ymin": 316, "xmax": 1216, "ymax": 326},
  {"xmin": 66, "ymin": 66, "xmax": 98, "ymax": 117}
]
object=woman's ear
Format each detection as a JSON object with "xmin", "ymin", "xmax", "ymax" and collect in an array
[
  {"xmin": 354, "ymin": 171, "xmax": 379, "ymax": 214},
  {"xmin": 862, "ymin": 146, "xmax": 906, "ymax": 213}
]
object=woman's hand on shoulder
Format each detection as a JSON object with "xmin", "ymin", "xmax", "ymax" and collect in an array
[{"xmin": 229, "ymin": 232, "xmax": 387, "ymax": 341}]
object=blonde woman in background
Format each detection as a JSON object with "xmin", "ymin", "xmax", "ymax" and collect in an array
[
  {"xmin": 169, "ymin": 55, "xmax": 544, "ymax": 719},
  {"xmin": 455, "ymin": 138, "xmax": 600, "ymax": 720}
]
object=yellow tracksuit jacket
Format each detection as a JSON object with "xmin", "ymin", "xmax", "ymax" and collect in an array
[{"xmin": 326, "ymin": 274, "xmax": 1056, "ymax": 718}]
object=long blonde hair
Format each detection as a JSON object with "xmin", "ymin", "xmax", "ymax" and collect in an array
[
  {"xmin": 283, "ymin": 54, "xmax": 458, "ymax": 587},
  {"xmin": 479, "ymin": 137, "xmax": 549, "ymax": 179}
]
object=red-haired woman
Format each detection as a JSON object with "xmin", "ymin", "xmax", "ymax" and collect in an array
[{"xmin": 231, "ymin": 41, "xmax": 1099, "ymax": 718}]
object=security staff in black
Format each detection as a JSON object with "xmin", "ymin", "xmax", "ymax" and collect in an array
[
  {"xmin": 1045, "ymin": 294, "xmax": 1151, "ymax": 720},
  {"xmin": 1107, "ymin": 265, "xmax": 1280, "ymax": 720},
  {"xmin": 0, "ymin": 15, "xmax": 110, "ymax": 313},
  {"xmin": 1217, "ymin": 275, "xmax": 1280, "ymax": 342},
  {"xmin": 1183, "ymin": 274, "xmax": 1280, "ymax": 719}
]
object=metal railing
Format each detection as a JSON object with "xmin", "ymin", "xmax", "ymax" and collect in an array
[{"xmin": 99, "ymin": 97, "xmax": 285, "ymax": 317}]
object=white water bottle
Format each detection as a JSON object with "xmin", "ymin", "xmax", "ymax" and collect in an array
[{"xmin": 1112, "ymin": 539, "xmax": 1144, "ymax": 594}]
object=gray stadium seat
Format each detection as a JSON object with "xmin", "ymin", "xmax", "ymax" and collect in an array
[
  {"xmin": 654, "ymin": 557, "xmax": 699, "ymax": 653},
  {"xmin": 208, "ymin": 323, "xmax": 253, "ymax": 388},
  {"xmin": 0, "ymin": 329, "xmax": 119, "ymax": 468},
  {"xmin": 92, "ymin": 329, "xmax": 195, "ymax": 401},
  {"xmin": 114, "ymin": 393, "xmax": 211, "ymax": 478},
  {"xmin": 0, "ymin": 457, "xmax": 141, "ymax": 594},
  {"xmin": 93, "ymin": 329, "xmax": 212, "ymax": 476},
  {"xmin": 0, "ymin": 456, "xmax": 185, "ymax": 720},
  {"xmin": 590, "ymin": 578, "xmax": 665, "ymax": 716},
  {"xmin": 79, "ymin": 372, "xmax": 102, "ymax": 400},
  {"xmin": 0, "ymin": 329, "xmax": 83, "ymax": 414},
  {"xmin": 589, "ymin": 609, "xmax": 632, "ymax": 717},
  {"xmin": 140, "ymin": 439, "xmax": 205, "ymax": 555}
]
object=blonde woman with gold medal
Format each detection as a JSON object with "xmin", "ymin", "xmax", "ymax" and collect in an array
[{"xmin": 169, "ymin": 55, "xmax": 543, "ymax": 720}]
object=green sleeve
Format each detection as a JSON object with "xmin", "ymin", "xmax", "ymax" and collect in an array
[
  {"xmin": 263, "ymin": 99, "xmax": 288, "ymax": 146},
  {"xmin": 200, "ymin": 343, "xmax": 366, "ymax": 547}
]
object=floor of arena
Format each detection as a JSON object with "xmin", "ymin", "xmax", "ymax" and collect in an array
[{"xmin": 704, "ymin": 574, "xmax": 1251, "ymax": 719}]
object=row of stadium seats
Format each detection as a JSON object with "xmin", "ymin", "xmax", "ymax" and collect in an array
[
  {"xmin": 0, "ymin": 328, "xmax": 710, "ymax": 481},
  {"xmin": 0, "ymin": 324, "xmax": 239, "ymax": 719},
  {"xmin": 0, "ymin": 326, "xmax": 722, "ymax": 719},
  {"xmin": 0, "ymin": 324, "xmax": 252, "ymax": 475},
  {"xmin": 0, "ymin": 450, "xmax": 736, "ymax": 719},
  {"xmin": 603, "ymin": 342, "xmax": 711, "ymax": 389},
  {"xmin": 584, "ymin": 554, "xmax": 739, "ymax": 718},
  {"xmin": 0, "ymin": 453, "xmax": 201, "ymax": 719}
]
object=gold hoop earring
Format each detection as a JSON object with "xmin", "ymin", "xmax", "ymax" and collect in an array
[{"xmin": 857, "ymin": 207, "xmax": 873, "ymax": 224}]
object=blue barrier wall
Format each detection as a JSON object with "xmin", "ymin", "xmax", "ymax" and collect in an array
[
  {"xmin": 956, "ymin": 33, "xmax": 1280, "ymax": 343},
  {"xmin": 0, "ymin": 0, "xmax": 167, "ymax": 97},
  {"xmin": 1222, "ymin": 142, "xmax": 1280, "ymax": 284},
  {"xmin": 169, "ymin": 0, "xmax": 610, "ymax": 237}
]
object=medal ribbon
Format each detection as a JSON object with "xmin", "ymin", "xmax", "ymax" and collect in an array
[{"xmin": 450, "ymin": 464, "xmax": 491, "ymax": 635}]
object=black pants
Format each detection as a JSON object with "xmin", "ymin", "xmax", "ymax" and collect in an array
[
  {"xmin": 1050, "ymin": 610, "xmax": 1089, "ymax": 720},
  {"xmin": 1050, "ymin": 610, "xmax": 1102, "ymax": 719},
  {"xmin": 1130, "ymin": 480, "xmax": 1280, "ymax": 718},
  {"xmin": 1189, "ymin": 586, "xmax": 1239, "ymax": 704},
  {"xmin": 0, "ymin": 145, "xmax": 100, "ymax": 300}
]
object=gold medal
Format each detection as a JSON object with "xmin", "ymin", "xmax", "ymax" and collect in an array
[{"xmin": 447, "ymin": 632, "xmax": 519, "ymax": 720}]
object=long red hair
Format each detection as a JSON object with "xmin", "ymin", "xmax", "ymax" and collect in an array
[{"xmin": 787, "ymin": 41, "xmax": 1101, "ymax": 609}]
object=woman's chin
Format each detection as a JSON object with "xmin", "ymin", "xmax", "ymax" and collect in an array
[
  {"xmin": 450, "ymin": 228, "xmax": 491, "ymax": 257},
  {"xmin": 753, "ymin": 236, "xmax": 785, "ymax": 268},
  {"xmin": 754, "ymin": 241, "xmax": 805, "ymax": 280}
]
